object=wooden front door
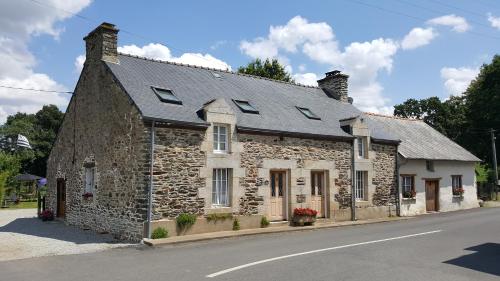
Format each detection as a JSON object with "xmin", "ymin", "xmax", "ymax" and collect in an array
[
  {"xmin": 269, "ymin": 171, "xmax": 286, "ymax": 221},
  {"xmin": 425, "ymin": 180, "xmax": 439, "ymax": 212},
  {"xmin": 311, "ymin": 171, "xmax": 325, "ymax": 217},
  {"xmin": 56, "ymin": 178, "xmax": 66, "ymax": 218}
]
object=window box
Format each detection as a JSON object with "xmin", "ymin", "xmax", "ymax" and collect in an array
[{"xmin": 402, "ymin": 190, "xmax": 416, "ymax": 199}]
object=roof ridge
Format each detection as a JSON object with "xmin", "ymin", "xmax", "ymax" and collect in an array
[
  {"xmin": 363, "ymin": 111, "xmax": 423, "ymax": 122},
  {"xmin": 117, "ymin": 52, "xmax": 320, "ymax": 89}
]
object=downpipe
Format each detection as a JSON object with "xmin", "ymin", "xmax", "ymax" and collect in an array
[
  {"xmin": 147, "ymin": 121, "xmax": 155, "ymax": 239},
  {"xmin": 351, "ymin": 138, "xmax": 356, "ymax": 221}
]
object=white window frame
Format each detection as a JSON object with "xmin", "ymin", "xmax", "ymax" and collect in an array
[
  {"xmin": 452, "ymin": 175, "xmax": 462, "ymax": 189},
  {"xmin": 84, "ymin": 166, "xmax": 95, "ymax": 193},
  {"xmin": 357, "ymin": 137, "xmax": 365, "ymax": 158},
  {"xmin": 212, "ymin": 168, "xmax": 230, "ymax": 207},
  {"xmin": 402, "ymin": 176, "xmax": 413, "ymax": 193},
  {"xmin": 355, "ymin": 171, "xmax": 367, "ymax": 201},
  {"xmin": 213, "ymin": 124, "xmax": 229, "ymax": 153}
]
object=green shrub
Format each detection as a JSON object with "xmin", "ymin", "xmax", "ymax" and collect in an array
[
  {"xmin": 260, "ymin": 216, "xmax": 270, "ymax": 228},
  {"xmin": 232, "ymin": 218, "xmax": 240, "ymax": 231},
  {"xmin": 206, "ymin": 213, "xmax": 233, "ymax": 222},
  {"xmin": 151, "ymin": 227, "xmax": 168, "ymax": 239},
  {"xmin": 176, "ymin": 213, "xmax": 197, "ymax": 229}
]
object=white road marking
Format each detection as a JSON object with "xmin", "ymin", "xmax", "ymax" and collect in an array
[{"xmin": 206, "ymin": 230, "xmax": 442, "ymax": 278}]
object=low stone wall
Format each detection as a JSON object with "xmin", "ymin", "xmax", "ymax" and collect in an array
[
  {"xmin": 331, "ymin": 205, "xmax": 396, "ymax": 222},
  {"xmin": 147, "ymin": 215, "xmax": 263, "ymax": 237}
]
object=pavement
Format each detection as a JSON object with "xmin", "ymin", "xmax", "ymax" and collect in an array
[
  {"xmin": 0, "ymin": 209, "xmax": 133, "ymax": 261},
  {"xmin": 1, "ymin": 207, "xmax": 499, "ymax": 281},
  {"xmin": 144, "ymin": 216, "xmax": 410, "ymax": 246}
]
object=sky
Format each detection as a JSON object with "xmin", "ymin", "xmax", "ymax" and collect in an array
[{"xmin": 0, "ymin": 0, "xmax": 499, "ymax": 123}]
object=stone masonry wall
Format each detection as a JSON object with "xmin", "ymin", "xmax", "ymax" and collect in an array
[
  {"xmin": 371, "ymin": 143, "xmax": 398, "ymax": 206},
  {"xmin": 238, "ymin": 134, "xmax": 353, "ymax": 214},
  {"xmin": 46, "ymin": 60, "xmax": 149, "ymax": 241},
  {"xmin": 151, "ymin": 127, "xmax": 206, "ymax": 220}
]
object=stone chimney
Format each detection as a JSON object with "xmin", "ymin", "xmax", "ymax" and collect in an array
[
  {"xmin": 317, "ymin": 70, "xmax": 349, "ymax": 103},
  {"xmin": 83, "ymin": 22, "xmax": 119, "ymax": 64}
]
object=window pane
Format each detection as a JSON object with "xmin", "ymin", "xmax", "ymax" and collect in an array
[{"xmin": 271, "ymin": 173, "xmax": 276, "ymax": 197}]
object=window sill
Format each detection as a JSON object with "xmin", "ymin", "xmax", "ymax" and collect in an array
[
  {"xmin": 212, "ymin": 151, "xmax": 229, "ymax": 155},
  {"xmin": 402, "ymin": 197, "xmax": 416, "ymax": 200},
  {"xmin": 207, "ymin": 206, "xmax": 232, "ymax": 213},
  {"xmin": 452, "ymin": 195, "xmax": 464, "ymax": 198}
]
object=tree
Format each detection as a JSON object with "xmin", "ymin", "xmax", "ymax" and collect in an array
[
  {"xmin": 462, "ymin": 55, "xmax": 500, "ymax": 163},
  {"xmin": 0, "ymin": 105, "xmax": 64, "ymax": 177},
  {"xmin": 238, "ymin": 58, "xmax": 294, "ymax": 82}
]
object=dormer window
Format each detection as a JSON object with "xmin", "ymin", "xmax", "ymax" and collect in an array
[
  {"xmin": 233, "ymin": 100, "xmax": 259, "ymax": 114},
  {"xmin": 152, "ymin": 87, "xmax": 182, "ymax": 105},
  {"xmin": 357, "ymin": 137, "xmax": 366, "ymax": 158},
  {"xmin": 297, "ymin": 107, "xmax": 320, "ymax": 120}
]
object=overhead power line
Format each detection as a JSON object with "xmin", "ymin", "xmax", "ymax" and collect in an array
[
  {"xmin": 26, "ymin": 0, "xmax": 228, "ymax": 68},
  {"xmin": 347, "ymin": 0, "xmax": 500, "ymax": 41},
  {"xmin": 0, "ymin": 85, "xmax": 73, "ymax": 94}
]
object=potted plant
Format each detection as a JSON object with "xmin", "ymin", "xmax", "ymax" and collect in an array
[
  {"xmin": 40, "ymin": 209, "xmax": 54, "ymax": 221},
  {"xmin": 403, "ymin": 190, "xmax": 416, "ymax": 199},
  {"xmin": 453, "ymin": 187, "xmax": 464, "ymax": 197},
  {"xmin": 82, "ymin": 192, "xmax": 93, "ymax": 200},
  {"xmin": 292, "ymin": 208, "xmax": 318, "ymax": 226}
]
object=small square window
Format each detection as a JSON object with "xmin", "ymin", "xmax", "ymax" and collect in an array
[
  {"xmin": 152, "ymin": 87, "xmax": 182, "ymax": 104},
  {"xmin": 233, "ymin": 100, "xmax": 259, "ymax": 114},
  {"xmin": 297, "ymin": 107, "xmax": 320, "ymax": 120}
]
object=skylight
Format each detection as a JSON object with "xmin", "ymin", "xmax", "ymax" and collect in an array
[
  {"xmin": 233, "ymin": 100, "xmax": 259, "ymax": 114},
  {"xmin": 211, "ymin": 72, "xmax": 223, "ymax": 80},
  {"xmin": 152, "ymin": 87, "xmax": 182, "ymax": 105},
  {"xmin": 297, "ymin": 107, "xmax": 320, "ymax": 120}
]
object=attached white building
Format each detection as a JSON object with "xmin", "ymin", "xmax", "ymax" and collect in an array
[{"xmin": 365, "ymin": 113, "xmax": 480, "ymax": 216}]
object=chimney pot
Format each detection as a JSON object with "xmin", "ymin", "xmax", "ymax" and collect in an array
[
  {"xmin": 317, "ymin": 70, "xmax": 349, "ymax": 103},
  {"xmin": 83, "ymin": 22, "xmax": 119, "ymax": 64}
]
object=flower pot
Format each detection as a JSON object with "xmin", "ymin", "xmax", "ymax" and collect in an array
[{"xmin": 293, "ymin": 215, "xmax": 316, "ymax": 226}]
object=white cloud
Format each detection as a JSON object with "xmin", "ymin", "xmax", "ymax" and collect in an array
[
  {"xmin": 210, "ymin": 40, "xmax": 227, "ymax": 50},
  {"xmin": 488, "ymin": 13, "xmax": 500, "ymax": 30},
  {"xmin": 0, "ymin": 0, "xmax": 92, "ymax": 123},
  {"xmin": 427, "ymin": 14, "xmax": 470, "ymax": 33},
  {"xmin": 440, "ymin": 67, "xmax": 479, "ymax": 96},
  {"xmin": 240, "ymin": 15, "xmax": 402, "ymax": 114},
  {"xmin": 401, "ymin": 27, "xmax": 438, "ymax": 50},
  {"xmin": 74, "ymin": 54, "xmax": 85, "ymax": 73},
  {"xmin": 117, "ymin": 43, "xmax": 232, "ymax": 70},
  {"xmin": 293, "ymin": 73, "xmax": 319, "ymax": 86}
]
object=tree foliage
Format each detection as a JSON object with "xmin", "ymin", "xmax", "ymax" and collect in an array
[
  {"xmin": 0, "ymin": 105, "xmax": 64, "ymax": 177},
  {"xmin": 238, "ymin": 58, "xmax": 294, "ymax": 83},
  {"xmin": 394, "ymin": 55, "xmax": 500, "ymax": 173}
]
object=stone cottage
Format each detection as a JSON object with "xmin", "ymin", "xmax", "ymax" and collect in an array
[
  {"xmin": 365, "ymin": 113, "xmax": 480, "ymax": 216},
  {"xmin": 47, "ymin": 23, "xmax": 401, "ymax": 241}
]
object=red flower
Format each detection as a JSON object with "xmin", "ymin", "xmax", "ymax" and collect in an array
[{"xmin": 293, "ymin": 208, "xmax": 318, "ymax": 217}]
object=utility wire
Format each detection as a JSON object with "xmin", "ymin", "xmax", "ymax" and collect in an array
[
  {"xmin": 347, "ymin": 0, "xmax": 500, "ymax": 41},
  {"xmin": 0, "ymin": 85, "xmax": 72, "ymax": 94},
  {"xmin": 26, "ymin": 0, "xmax": 228, "ymax": 68},
  {"xmin": 427, "ymin": 0, "xmax": 486, "ymax": 18}
]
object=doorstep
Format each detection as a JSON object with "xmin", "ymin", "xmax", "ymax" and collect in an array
[{"xmin": 143, "ymin": 216, "xmax": 412, "ymax": 246}]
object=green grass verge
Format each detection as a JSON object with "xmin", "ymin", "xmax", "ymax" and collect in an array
[{"xmin": 1, "ymin": 201, "xmax": 38, "ymax": 210}]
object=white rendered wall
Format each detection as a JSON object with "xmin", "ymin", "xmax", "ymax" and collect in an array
[{"xmin": 399, "ymin": 159, "xmax": 479, "ymax": 216}]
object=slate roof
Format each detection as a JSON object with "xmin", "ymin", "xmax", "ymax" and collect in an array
[
  {"xmin": 364, "ymin": 113, "xmax": 480, "ymax": 162},
  {"xmin": 106, "ymin": 54, "xmax": 400, "ymax": 141}
]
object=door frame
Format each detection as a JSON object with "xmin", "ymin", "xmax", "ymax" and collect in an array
[
  {"xmin": 424, "ymin": 179, "xmax": 439, "ymax": 212},
  {"xmin": 56, "ymin": 178, "xmax": 66, "ymax": 218},
  {"xmin": 269, "ymin": 170, "xmax": 289, "ymax": 221}
]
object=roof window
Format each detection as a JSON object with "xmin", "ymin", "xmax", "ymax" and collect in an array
[
  {"xmin": 152, "ymin": 87, "xmax": 182, "ymax": 105},
  {"xmin": 297, "ymin": 107, "xmax": 320, "ymax": 120},
  {"xmin": 233, "ymin": 100, "xmax": 259, "ymax": 114}
]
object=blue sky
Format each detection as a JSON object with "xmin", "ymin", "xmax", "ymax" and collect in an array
[{"xmin": 1, "ymin": 0, "xmax": 499, "ymax": 123}]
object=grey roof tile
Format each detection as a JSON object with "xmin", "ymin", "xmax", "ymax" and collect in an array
[
  {"xmin": 364, "ymin": 113, "xmax": 480, "ymax": 162},
  {"xmin": 105, "ymin": 54, "xmax": 396, "ymax": 141}
]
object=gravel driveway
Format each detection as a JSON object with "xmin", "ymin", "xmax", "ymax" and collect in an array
[{"xmin": 0, "ymin": 209, "xmax": 135, "ymax": 261}]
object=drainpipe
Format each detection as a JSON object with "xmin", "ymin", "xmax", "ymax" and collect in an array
[
  {"xmin": 147, "ymin": 121, "xmax": 156, "ymax": 239},
  {"xmin": 351, "ymin": 138, "xmax": 356, "ymax": 221},
  {"xmin": 395, "ymin": 145, "xmax": 401, "ymax": 217}
]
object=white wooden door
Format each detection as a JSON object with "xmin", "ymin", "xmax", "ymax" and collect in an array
[
  {"xmin": 269, "ymin": 171, "xmax": 286, "ymax": 221},
  {"xmin": 311, "ymin": 171, "xmax": 325, "ymax": 217}
]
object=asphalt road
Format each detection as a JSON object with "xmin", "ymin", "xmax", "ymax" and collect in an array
[{"xmin": 1, "ymin": 207, "xmax": 500, "ymax": 281}]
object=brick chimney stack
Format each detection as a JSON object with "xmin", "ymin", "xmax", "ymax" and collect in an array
[
  {"xmin": 83, "ymin": 22, "xmax": 119, "ymax": 64},
  {"xmin": 317, "ymin": 70, "xmax": 349, "ymax": 103}
]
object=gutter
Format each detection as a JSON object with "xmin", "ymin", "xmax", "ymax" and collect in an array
[
  {"xmin": 351, "ymin": 138, "xmax": 356, "ymax": 221},
  {"xmin": 237, "ymin": 126, "xmax": 355, "ymax": 141},
  {"xmin": 147, "ymin": 120, "xmax": 156, "ymax": 239}
]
